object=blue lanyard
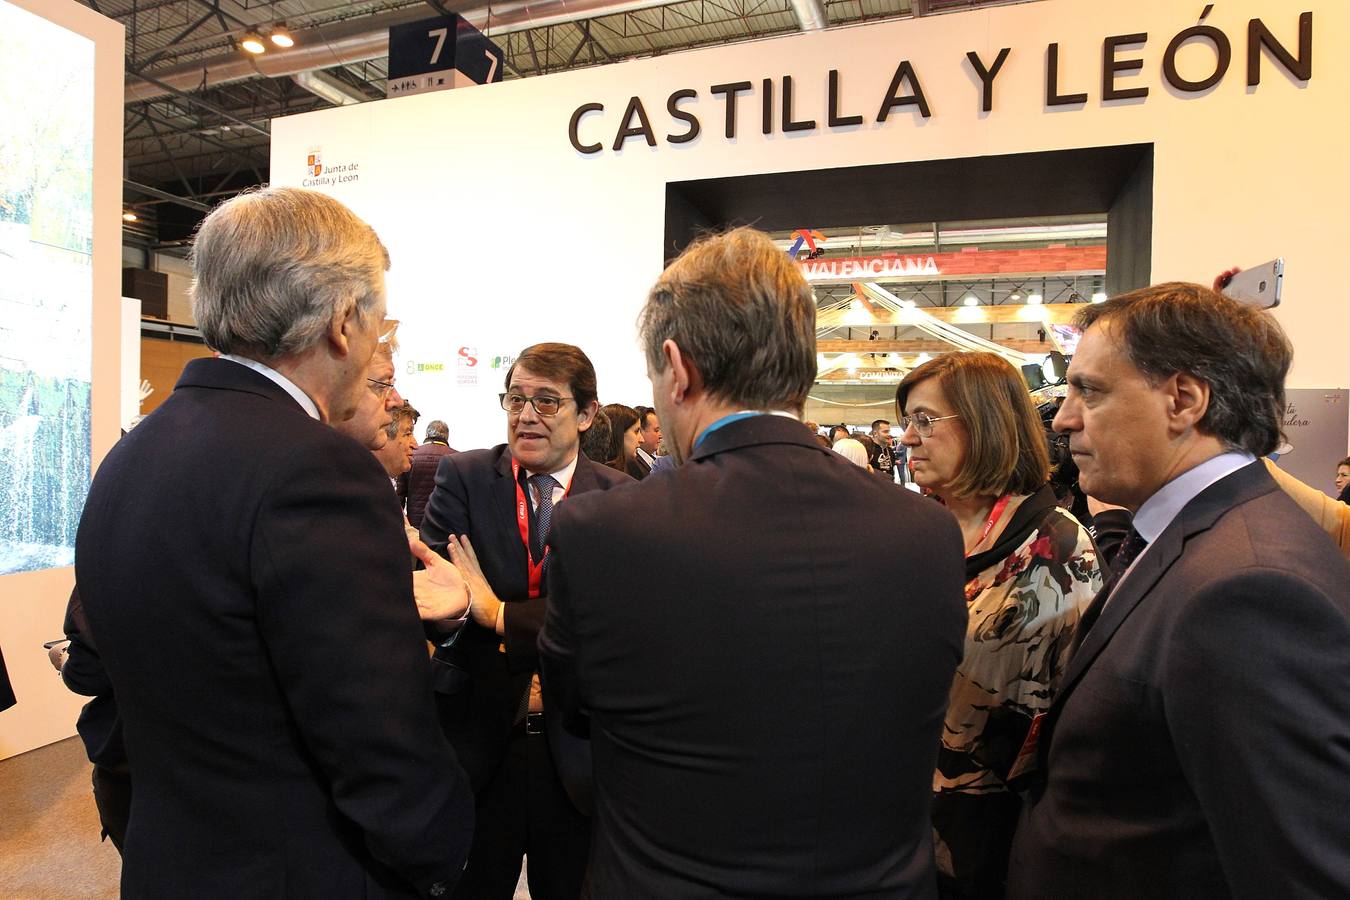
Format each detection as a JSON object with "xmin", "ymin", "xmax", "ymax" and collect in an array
[{"xmin": 694, "ymin": 411, "xmax": 768, "ymax": 449}]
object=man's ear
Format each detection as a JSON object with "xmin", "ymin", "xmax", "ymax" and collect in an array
[
  {"xmin": 328, "ymin": 303, "xmax": 359, "ymax": 358},
  {"xmin": 1168, "ymin": 371, "xmax": 1211, "ymax": 434},
  {"xmin": 576, "ymin": 399, "xmax": 598, "ymax": 432},
  {"xmin": 663, "ymin": 339, "xmax": 698, "ymax": 404}
]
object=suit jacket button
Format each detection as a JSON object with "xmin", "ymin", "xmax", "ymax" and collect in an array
[{"xmin": 429, "ymin": 882, "xmax": 446, "ymax": 896}]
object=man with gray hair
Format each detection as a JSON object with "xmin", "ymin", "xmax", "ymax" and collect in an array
[
  {"xmin": 376, "ymin": 402, "xmax": 420, "ymax": 481},
  {"xmin": 404, "ymin": 419, "xmax": 456, "ymax": 530},
  {"xmin": 75, "ymin": 187, "xmax": 474, "ymax": 899},
  {"xmin": 539, "ymin": 227, "xmax": 967, "ymax": 897}
]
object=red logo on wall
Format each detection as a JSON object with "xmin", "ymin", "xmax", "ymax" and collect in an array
[
  {"xmin": 306, "ymin": 148, "xmax": 322, "ymax": 177},
  {"xmin": 457, "ymin": 347, "xmax": 478, "ymax": 367}
]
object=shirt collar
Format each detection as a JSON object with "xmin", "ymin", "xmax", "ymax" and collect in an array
[
  {"xmin": 1132, "ymin": 450, "xmax": 1256, "ymax": 543},
  {"xmin": 636, "ymin": 447, "xmax": 655, "ymax": 466},
  {"xmin": 218, "ymin": 354, "xmax": 321, "ymax": 421},
  {"xmin": 694, "ymin": 410, "xmax": 799, "ymax": 449},
  {"xmin": 525, "ymin": 452, "xmax": 579, "ymax": 493}
]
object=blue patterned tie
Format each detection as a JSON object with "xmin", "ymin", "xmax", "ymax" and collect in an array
[{"xmin": 529, "ymin": 473, "xmax": 558, "ymax": 560}]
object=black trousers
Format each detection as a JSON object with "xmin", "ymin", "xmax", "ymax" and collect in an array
[
  {"xmin": 91, "ymin": 765, "xmax": 133, "ymax": 854},
  {"xmin": 453, "ymin": 715, "xmax": 591, "ymax": 900}
]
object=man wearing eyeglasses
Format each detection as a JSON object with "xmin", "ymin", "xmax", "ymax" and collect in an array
[
  {"xmin": 333, "ymin": 328, "xmax": 402, "ymax": 450},
  {"xmin": 420, "ymin": 342, "xmax": 631, "ymax": 900}
]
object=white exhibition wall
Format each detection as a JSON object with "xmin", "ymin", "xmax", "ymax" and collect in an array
[
  {"xmin": 0, "ymin": 0, "xmax": 122, "ymax": 760},
  {"xmin": 271, "ymin": 0, "xmax": 1348, "ymax": 454}
]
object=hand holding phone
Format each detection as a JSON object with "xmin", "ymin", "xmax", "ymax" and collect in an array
[{"xmin": 1220, "ymin": 259, "xmax": 1283, "ymax": 308}]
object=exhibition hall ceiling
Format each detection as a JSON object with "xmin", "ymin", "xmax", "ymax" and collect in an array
[{"xmin": 73, "ymin": 0, "xmax": 1037, "ymax": 249}]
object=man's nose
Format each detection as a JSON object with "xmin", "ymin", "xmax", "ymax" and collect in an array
[{"xmin": 1051, "ymin": 400, "xmax": 1077, "ymax": 434}]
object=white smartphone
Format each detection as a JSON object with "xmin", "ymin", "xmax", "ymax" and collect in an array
[{"xmin": 1222, "ymin": 259, "xmax": 1283, "ymax": 308}]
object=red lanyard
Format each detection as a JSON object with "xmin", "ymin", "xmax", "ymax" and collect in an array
[
  {"xmin": 511, "ymin": 458, "xmax": 572, "ymax": 598},
  {"xmin": 969, "ymin": 493, "xmax": 1012, "ymax": 557}
]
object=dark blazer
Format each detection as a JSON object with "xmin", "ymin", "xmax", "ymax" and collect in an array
[
  {"xmin": 629, "ymin": 452, "xmax": 652, "ymax": 480},
  {"xmin": 404, "ymin": 440, "xmax": 456, "ymax": 529},
  {"xmin": 60, "ymin": 586, "xmax": 126, "ymax": 772},
  {"xmin": 75, "ymin": 358, "xmax": 474, "ymax": 900},
  {"xmin": 1008, "ymin": 462, "xmax": 1350, "ymax": 899},
  {"xmin": 539, "ymin": 415, "xmax": 968, "ymax": 899},
  {"xmin": 419, "ymin": 445, "xmax": 631, "ymax": 792}
]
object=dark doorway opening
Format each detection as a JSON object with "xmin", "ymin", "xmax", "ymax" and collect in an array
[{"xmin": 664, "ymin": 144, "xmax": 1153, "ymax": 296}]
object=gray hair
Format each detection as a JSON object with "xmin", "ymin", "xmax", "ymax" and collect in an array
[
  {"xmin": 190, "ymin": 187, "xmax": 390, "ymax": 358},
  {"xmin": 1076, "ymin": 282, "xmax": 1291, "ymax": 456},
  {"xmin": 639, "ymin": 227, "xmax": 817, "ymax": 413},
  {"xmin": 384, "ymin": 402, "xmax": 420, "ymax": 440},
  {"xmin": 424, "ymin": 420, "xmax": 450, "ymax": 442}
]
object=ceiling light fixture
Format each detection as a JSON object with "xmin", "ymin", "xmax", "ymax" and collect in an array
[
  {"xmin": 240, "ymin": 31, "xmax": 266, "ymax": 54},
  {"xmin": 122, "ymin": 212, "xmax": 138, "ymax": 222},
  {"xmin": 269, "ymin": 23, "xmax": 294, "ymax": 48},
  {"xmin": 962, "ymin": 295, "xmax": 979, "ymax": 307},
  {"xmin": 1027, "ymin": 293, "xmax": 1044, "ymax": 305},
  {"xmin": 1092, "ymin": 291, "xmax": 1108, "ymax": 304}
]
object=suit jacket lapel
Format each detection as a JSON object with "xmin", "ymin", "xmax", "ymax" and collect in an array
[
  {"xmin": 568, "ymin": 455, "xmax": 601, "ymax": 496},
  {"xmin": 1053, "ymin": 525, "xmax": 1182, "ymax": 705},
  {"xmin": 1051, "ymin": 462, "xmax": 1278, "ymax": 714},
  {"xmin": 492, "ymin": 450, "xmax": 526, "ymax": 577}
]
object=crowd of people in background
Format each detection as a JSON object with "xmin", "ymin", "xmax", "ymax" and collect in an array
[{"xmin": 36, "ymin": 188, "xmax": 1350, "ymax": 900}]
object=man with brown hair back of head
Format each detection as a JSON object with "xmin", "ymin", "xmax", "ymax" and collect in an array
[{"xmin": 539, "ymin": 227, "xmax": 967, "ymax": 898}]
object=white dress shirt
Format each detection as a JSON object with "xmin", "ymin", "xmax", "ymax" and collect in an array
[{"xmin": 218, "ymin": 354, "xmax": 320, "ymax": 420}]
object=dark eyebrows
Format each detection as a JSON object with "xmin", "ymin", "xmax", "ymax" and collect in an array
[{"xmin": 1067, "ymin": 373, "xmax": 1102, "ymax": 392}]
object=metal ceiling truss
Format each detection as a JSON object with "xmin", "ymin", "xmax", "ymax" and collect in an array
[{"xmin": 75, "ymin": 0, "xmax": 1032, "ymax": 234}]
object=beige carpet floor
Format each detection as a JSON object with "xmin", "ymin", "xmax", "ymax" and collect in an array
[
  {"xmin": 0, "ymin": 736, "xmax": 121, "ymax": 899},
  {"xmin": 0, "ymin": 736, "xmax": 530, "ymax": 899}
]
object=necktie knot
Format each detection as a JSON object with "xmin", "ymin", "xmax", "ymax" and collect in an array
[
  {"xmin": 528, "ymin": 474, "xmax": 559, "ymax": 560},
  {"xmin": 1069, "ymin": 526, "xmax": 1149, "ymax": 658},
  {"xmin": 1115, "ymin": 528, "xmax": 1149, "ymax": 572},
  {"xmin": 529, "ymin": 473, "xmax": 558, "ymax": 497}
]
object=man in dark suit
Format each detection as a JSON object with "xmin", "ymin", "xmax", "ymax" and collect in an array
[
  {"xmin": 1008, "ymin": 283, "xmax": 1350, "ymax": 899},
  {"xmin": 538, "ymin": 228, "xmax": 968, "ymax": 899},
  {"xmin": 630, "ymin": 406, "xmax": 659, "ymax": 479},
  {"xmin": 404, "ymin": 419, "xmax": 456, "ymax": 529},
  {"xmin": 75, "ymin": 187, "xmax": 474, "ymax": 899},
  {"xmin": 420, "ymin": 342, "xmax": 630, "ymax": 900}
]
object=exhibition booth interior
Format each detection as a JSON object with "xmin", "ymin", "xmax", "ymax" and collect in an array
[{"xmin": 2, "ymin": 0, "xmax": 1348, "ymax": 760}]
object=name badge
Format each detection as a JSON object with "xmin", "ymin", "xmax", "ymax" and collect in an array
[{"xmin": 1005, "ymin": 712, "xmax": 1046, "ymax": 786}]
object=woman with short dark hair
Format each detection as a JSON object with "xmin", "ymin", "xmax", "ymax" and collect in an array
[{"xmin": 896, "ymin": 351, "xmax": 1103, "ymax": 900}]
